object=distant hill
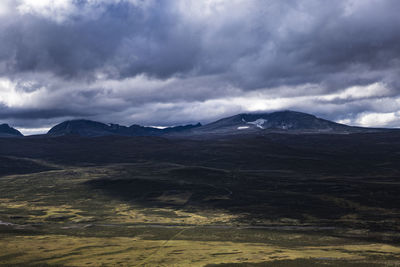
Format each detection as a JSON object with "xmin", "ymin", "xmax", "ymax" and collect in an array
[
  {"xmin": 189, "ymin": 110, "xmax": 391, "ymax": 136},
  {"xmin": 47, "ymin": 119, "xmax": 201, "ymax": 137},
  {"xmin": 0, "ymin": 124, "xmax": 23, "ymax": 137}
]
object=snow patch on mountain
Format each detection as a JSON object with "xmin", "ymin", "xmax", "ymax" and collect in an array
[{"xmin": 247, "ymin": 119, "xmax": 267, "ymax": 129}]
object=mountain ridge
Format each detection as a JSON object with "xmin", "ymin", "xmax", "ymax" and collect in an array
[
  {"xmin": 0, "ymin": 124, "xmax": 23, "ymax": 137},
  {"xmin": 47, "ymin": 119, "xmax": 202, "ymax": 137},
  {"xmin": 1, "ymin": 110, "xmax": 398, "ymax": 138},
  {"xmin": 190, "ymin": 110, "xmax": 356, "ymax": 135}
]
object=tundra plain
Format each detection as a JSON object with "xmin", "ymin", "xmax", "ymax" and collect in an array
[{"xmin": 1, "ymin": 133, "xmax": 400, "ymax": 266}]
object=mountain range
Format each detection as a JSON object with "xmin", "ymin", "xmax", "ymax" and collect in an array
[
  {"xmin": 47, "ymin": 120, "xmax": 201, "ymax": 137},
  {"xmin": 0, "ymin": 110, "xmax": 397, "ymax": 138}
]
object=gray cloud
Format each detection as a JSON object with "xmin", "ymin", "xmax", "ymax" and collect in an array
[{"xmin": 1, "ymin": 0, "xmax": 400, "ymax": 133}]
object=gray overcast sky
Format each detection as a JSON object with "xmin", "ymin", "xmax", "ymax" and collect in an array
[{"xmin": 1, "ymin": 0, "xmax": 400, "ymax": 134}]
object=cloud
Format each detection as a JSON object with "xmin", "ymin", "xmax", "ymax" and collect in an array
[
  {"xmin": 0, "ymin": 0, "xmax": 400, "ymax": 132},
  {"xmin": 353, "ymin": 111, "xmax": 400, "ymax": 128}
]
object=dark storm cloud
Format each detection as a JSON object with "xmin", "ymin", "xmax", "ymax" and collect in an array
[
  {"xmin": 1, "ymin": 0, "xmax": 400, "ymax": 132},
  {"xmin": 228, "ymin": 0, "xmax": 400, "ymax": 90},
  {"xmin": 0, "ymin": 105, "xmax": 88, "ymax": 120},
  {"xmin": 1, "ymin": 0, "xmax": 398, "ymax": 87},
  {"xmin": 0, "ymin": 0, "xmax": 201, "ymax": 79}
]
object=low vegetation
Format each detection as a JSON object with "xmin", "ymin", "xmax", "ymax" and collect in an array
[{"xmin": 1, "ymin": 132, "xmax": 400, "ymax": 266}]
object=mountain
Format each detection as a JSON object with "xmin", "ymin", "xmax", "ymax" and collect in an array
[
  {"xmin": 0, "ymin": 124, "xmax": 23, "ymax": 137},
  {"xmin": 47, "ymin": 120, "xmax": 115, "ymax": 137},
  {"xmin": 47, "ymin": 119, "xmax": 201, "ymax": 137},
  {"xmin": 40, "ymin": 111, "xmax": 399, "ymax": 138},
  {"xmin": 189, "ymin": 110, "xmax": 387, "ymax": 136}
]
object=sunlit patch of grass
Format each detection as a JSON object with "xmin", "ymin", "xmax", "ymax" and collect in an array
[
  {"xmin": 0, "ymin": 199, "xmax": 94, "ymax": 224},
  {"xmin": 112, "ymin": 203, "xmax": 238, "ymax": 225},
  {"xmin": 1, "ymin": 235, "xmax": 400, "ymax": 266}
]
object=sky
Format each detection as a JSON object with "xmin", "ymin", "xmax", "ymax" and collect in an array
[{"xmin": 1, "ymin": 0, "xmax": 400, "ymax": 135}]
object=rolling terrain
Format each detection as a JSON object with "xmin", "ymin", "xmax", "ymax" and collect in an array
[{"xmin": 1, "ymin": 112, "xmax": 400, "ymax": 266}]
